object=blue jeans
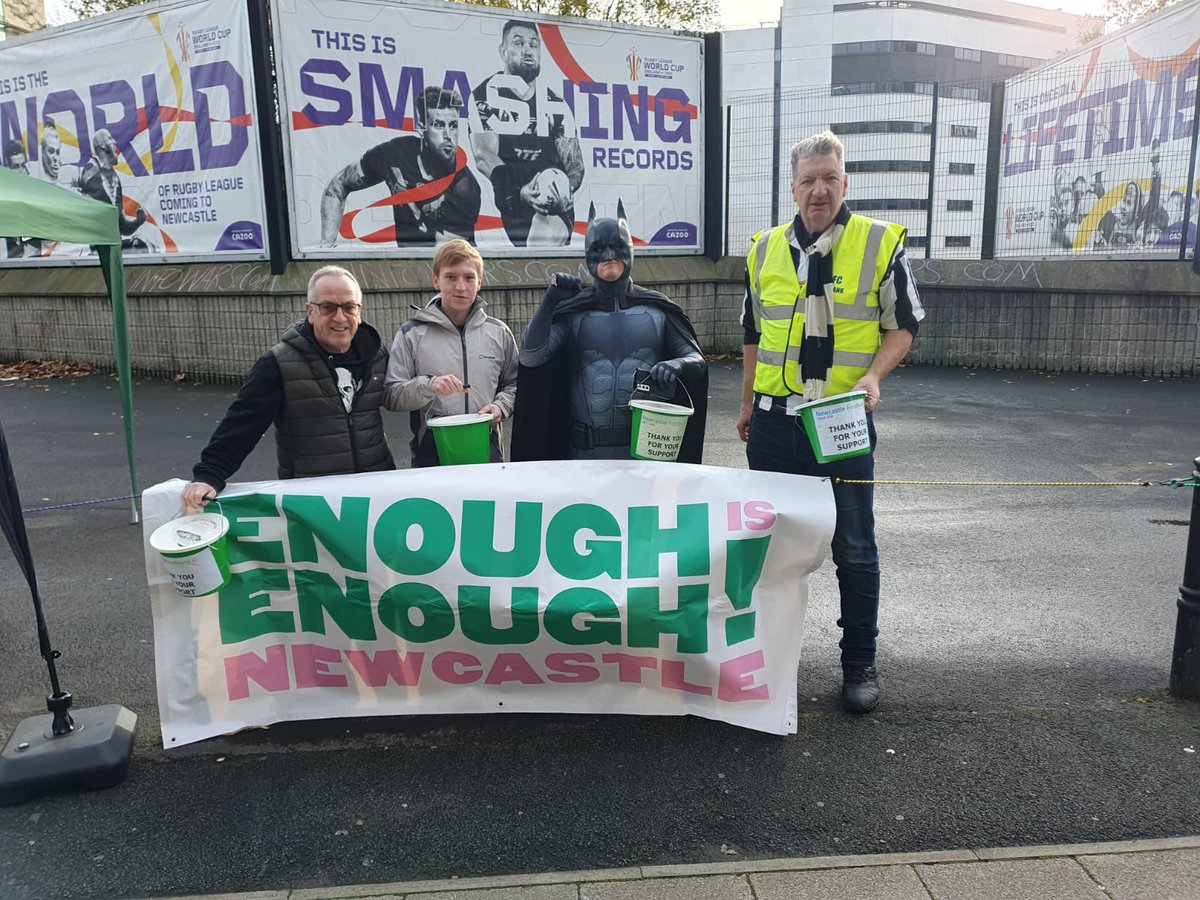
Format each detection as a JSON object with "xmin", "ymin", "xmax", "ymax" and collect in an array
[{"xmin": 746, "ymin": 405, "xmax": 880, "ymax": 668}]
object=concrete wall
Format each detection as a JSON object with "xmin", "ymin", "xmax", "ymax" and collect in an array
[
  {"xmin": 0, "ymin": 257, "xmax": 746, "ymax": 384},
  {"xmin": 0, "ymin": 256, "xmax": 1196, "ymax": 380}
]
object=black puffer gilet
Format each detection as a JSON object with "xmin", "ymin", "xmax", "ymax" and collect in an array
[{"xmin": 270, "ymin": 323, "xmax": 395, "ymax": 479}]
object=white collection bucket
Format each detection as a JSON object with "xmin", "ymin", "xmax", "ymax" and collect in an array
[
  {"xmin": 149, "ymin": 512, "xmax": 231, "ymax": 598},
  {"xmin": 629, "ymin": 399, "xmax": 694, "ymax": 461},
  {"xmin": 796, "ymin": 390, "xmax": 872, "ymax": 463}
]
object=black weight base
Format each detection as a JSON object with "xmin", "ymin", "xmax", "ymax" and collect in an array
[{"xmin": 0, "ymin": 704, "xmax": 137, "ymax": 807}]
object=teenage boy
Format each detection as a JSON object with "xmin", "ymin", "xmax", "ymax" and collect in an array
[{"xmin": 383, "ymin": 240, "xmax": 518, "ymax": 465}]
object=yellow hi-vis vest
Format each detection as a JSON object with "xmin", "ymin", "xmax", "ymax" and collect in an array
[{"xmin": 747, "ymin": 213, "xmax": 906, "ymax": 398}]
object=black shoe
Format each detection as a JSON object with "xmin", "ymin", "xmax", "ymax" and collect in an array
[{"xmin": 842, "ymin": 665, "xmax": 880, "ymax": 713}]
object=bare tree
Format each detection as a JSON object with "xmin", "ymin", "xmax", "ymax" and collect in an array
[
  {"xmin": 70, "ymin": 0, "xmax": 717, "ymax": 31},
  {"xmin": 1101, "ymin": 0, "xmax": 1182, "ymax": 28},
  {"xmin": 466, "ymin": 0, "xmax": 718, "ymax": 30}
]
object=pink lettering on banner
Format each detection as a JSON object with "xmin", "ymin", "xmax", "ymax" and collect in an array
[
  {"xmin": 546, "ymin": 652, "xmax": 600, "ymax": 683},
  {"xmin": 744, "ymin": 501, "xmax": 776, "ymax": 531},
  {"xmin": 601, "ymin": 652, "xmax": 659, "ymax": 684},
  {"xmin": 727, "ymin": 500, "xmax": 777, "ymax": 531},
  {"xmin": 485, "ymin": 653, "xmax": 544, "ymax": 685},
  {"xmin": 345, "ymin": 649, "xmax": 424, "ymax": 687},
  {"xmin": 432, "ymin": 651, "xmax": 482, "ymax": 684},
  {"xmin": 293, "ymin": 643, "xmax": 348, "ymax": 689},
  {"xmin": 218, "ymin": 645, "xmax": 765, "ymax": 705},
  {"xmin": 718, "ymin": 650, "xmax": 770, "ymax": 702},
  {"xmin": 661, "ymin": 660, "xmax": 712, "ymax": 696},
  {"xmin": 224, "ymin": 644, "xmax": 290, "ymax": 701}
]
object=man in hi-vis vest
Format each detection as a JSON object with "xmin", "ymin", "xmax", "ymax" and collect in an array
[{"xmin": 738, "ymin": 130, "xmax": 925, "ymax": 714}]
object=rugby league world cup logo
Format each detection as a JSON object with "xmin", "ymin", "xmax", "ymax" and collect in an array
[
  {"xmin": 627, "ymin": 47, "xmax": 642, "ymax": 81},
  {"xmin": 176, "ymin": 24, "xmax": 192, "ymax": 62}
]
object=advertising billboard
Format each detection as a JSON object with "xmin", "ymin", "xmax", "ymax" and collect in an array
[
  {"xmin": 996, "ymin": 1, "xmax": 1200, "ymax": 258},
  {"xmin": 0, "ymin": 0, "xmax": 269, "ymax": 264},
  {"xmin": 273, "ymin": 0, "xmax": 704, "ymax": 256}
]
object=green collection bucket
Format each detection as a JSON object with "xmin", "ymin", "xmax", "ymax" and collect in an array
[
  {"xmin": 796, "ymin": 389, "xmax": 872, "ymax": 464},
  {"xmin": 629, "ymin": 399, "xmax": 694, "ymax": 461},
  {"xmin": 428, "ymin": 412, "xmax": 492, "ymax": 465},
  {"xmin": 149, "ymin": 511, "xmax": 231, "ymax": 598}
]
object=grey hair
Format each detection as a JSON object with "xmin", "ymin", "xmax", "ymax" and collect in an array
[
  {"xmin": 306, "ymin": 265, "xmax": 362, "ymax": 304},
  {"xmin": 790, "ymin": 131, "xmax": 845, "ymax": 176}
]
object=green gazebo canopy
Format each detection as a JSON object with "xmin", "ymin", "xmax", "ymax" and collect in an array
[{"xmin": 0, "ymin": 167, "xmax": 139, "ymax": 521}]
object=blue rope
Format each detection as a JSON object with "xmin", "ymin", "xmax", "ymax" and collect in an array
[{"xmin": 23, "ymin": 494, "xmax": 137, "ymax": 514}]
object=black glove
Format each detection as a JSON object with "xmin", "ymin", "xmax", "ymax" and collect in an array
[
  {"xmin": 549, "ymin": 273, "xmax": 580, "ymax": 296},
  {"xmin": 649, "ymin": 359, "xmax": 683, "ymax": 391},
  {"xmin": 525, "ymin": 273, "xmax": 580, "ymax": 351}
]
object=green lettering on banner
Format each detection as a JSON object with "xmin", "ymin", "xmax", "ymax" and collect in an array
[
  {"xmin": 724, "ymin": 536, "xmax": 771, "ymax": 646},
  {"xmin": 627, "ymin": 583, "xmax": 709, "ymax": 653},
  {"xmin": 218, "ymin": 567, "xmax": 295, "ymax": 644},
  {"xmin": 283, "ymin": 495, "xmax": 370, "ymax": 572},
  {"xmin": 458, "ymin": 585, "xmax": 540, "ymax": 644},
  {"xmin": 544, "ymin": 587, "xmax": 622, "ymax": 645},
  {"xmin": 545, "ymin": 504, "xmax": 621, "ymax": 580},
  {"xmin": 295, "ymin": 570, "xmax": 376, "ymax": 640},
  {"xmin": 221, "ymin": 493, "xmax": 285, "ymax": 565},
  {"xmin": 374, "ymin": 498, "xmax": 455, "ymax": 575},
  {"xmin": 461, "ymin": 500, "xmax": 542, "ymax": 578},
  {"xmin": 627, "ymin": 504, "xmax": 710, "ymax": 578},
  {"xmin": 377, "ymin": 582, "xmax": 455, "ymax": 642}
]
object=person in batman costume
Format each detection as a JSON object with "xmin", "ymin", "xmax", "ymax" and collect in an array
[{"xmin": 511, "ymin": 203, "xmax": 708, "ymax": 461}]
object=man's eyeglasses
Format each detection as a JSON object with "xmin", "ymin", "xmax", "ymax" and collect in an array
[{"xmin": 310, "ymin": 302, "xmax": 362, "ymax": 317}]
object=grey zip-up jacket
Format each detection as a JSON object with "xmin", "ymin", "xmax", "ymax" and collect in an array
[{"xmin": 383, "ymin": 296, "xmax": 518, "ymax": 451}]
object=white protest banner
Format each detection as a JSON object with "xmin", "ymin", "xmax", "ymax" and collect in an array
[
  {"xmin": 273, "ymin": 0, "xmax": 703, "ymax": 256},
  {"xmin": 143, "ymin": 462, "xmax": 833, "ymax": 747},
  {"xmin": 996, "ymin": 1, "xmax": 1200, "ymax": 257},
  {"xmin": 0, "ymin": 0, "xmax": 268, "ymax": 264}
]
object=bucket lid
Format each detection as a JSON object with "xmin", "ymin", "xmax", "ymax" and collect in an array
[
  {"xmin": 629, "ymin": 399, "xmax": 694, "ymax": 416},
  {"xmin": 427, "ymin": 413, "xmax": 492, "ymax": 428},
  {"xmin": 149, "ymin": 513, "xmax": 229, "ymax": 552},
  {"xmin": 796, "ymin": 389, "xmax": 868, "ymax": 411}
]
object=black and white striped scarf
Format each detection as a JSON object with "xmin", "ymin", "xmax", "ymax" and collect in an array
[{"xmin": 797, "ymin": 223, "xmax": 844, "ymax": 401}]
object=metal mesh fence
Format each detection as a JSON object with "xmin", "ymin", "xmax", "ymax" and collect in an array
[{"xmin": 724, "ymin": 59, "xmax": 1200, "ymax": 262}]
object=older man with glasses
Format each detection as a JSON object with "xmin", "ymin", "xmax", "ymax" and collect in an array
[{"xmin": 181, "ymin": 266, "xmax": 395, "ymax": 509}]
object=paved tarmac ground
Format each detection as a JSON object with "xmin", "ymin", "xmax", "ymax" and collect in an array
[{"xmin": 1, "ymin": 361, "xmax": 1199, "ymax": 899}]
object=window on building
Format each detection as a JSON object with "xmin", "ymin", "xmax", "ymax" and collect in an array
[
  {"xmin": 953, "ymin": 47, "xmax": 982, "ymax": 62},
  {"xmin": 948, "ymin": 162, "xmax": 976, "ymax": 175},
  {"xmin": 906, "ymin": 235, "xmax": 928, "ymax": 248},
  {"xmin": 831, "ymin": 81, "xmax": 936, "ymax": 96},
  {"xmin": 945, "ymin": 235, "xmax": 972, "ymax": 247},
  {"xmin": 999, "ymin": 53, "xmax": 1040, "ymax": 68},
  {"xmin": 946, "ymin": 199, "xmax": 974, "ymax": 211},
  {"xmin": 847, "ymin": 160, "xmax": 931, "ymax": 174},
  {"xmin": 834, "ymin": 40, "xmax": 937, "ymax": 56},
  {"xmin": 949, "ymin": 124, "xmax": 978, "ymax": 138},
  {"xmin": 852, "ymin": 199, "xmax": 930, "ymax": 212},
  {"xmin": 944, "ymin": 85, "xmax": 982, "ymax": 101},
  {"xmin": 832, "ymin": 121, "xmax": 932, "ymax": 135}
]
